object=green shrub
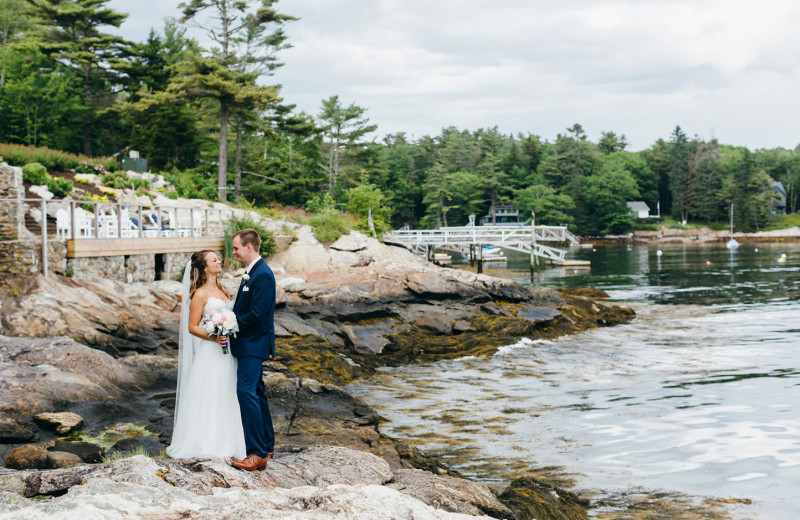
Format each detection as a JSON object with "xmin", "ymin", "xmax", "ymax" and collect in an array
[
  {"xmin": 101, "ymin": 447, "xmax": 147, "ymax": 464},
  {"xmin": 78, "ymin": 193, "xmax": 109, "ymax": 212},
  {"xmin": 309, "ymin": 208, "xmax": 356, "ymax": 245},
  {"xmin": 164, "ymin": 168, "xmax": 217, "ymax": 200},
  {"xmin": 0, "ymin": 143, "xmax": 116, "ymax": 171},
  {"xmin": 222, "ymin": 214, "xmax": 277, "ymax": 268},
  {"xmin": 157, "ymin": 187, "xmax": 178, "ymax": 200},
  {"xmin": 46, "ymin": 177, "xmax": 74, "ymax": 198},
  {"xmin": 100, "ymin": 171, "xmax": 151, "ymax": 191},
  {"xmin": 345, "ymin": 183, "xmax": 393, "ymax": 236},
  {"xmin": 305, "ymin": 192, "xmax": 336, "ymax": 213},
  {"xmin": 22, "ymin": 162, "xmax": 48, "ymax": 185}
]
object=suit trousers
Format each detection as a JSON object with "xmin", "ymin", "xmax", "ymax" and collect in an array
[{"xmin": 236, "ymin": 356, "xmax": 275, "ymax": 457}]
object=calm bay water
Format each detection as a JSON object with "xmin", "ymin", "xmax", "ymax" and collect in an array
[{"xmin": 346, "ymin": 243, "xmax": 800, "ymax": 519}]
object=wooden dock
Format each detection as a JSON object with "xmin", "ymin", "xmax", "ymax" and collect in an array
[{"xmin": 552, "ymin": 259, "xmax": 591, "ymax": 267}]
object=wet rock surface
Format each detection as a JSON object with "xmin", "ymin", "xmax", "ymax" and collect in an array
[
  {"xmin": 499, "ymin": 477, "xmax": 590, "ymax": 520},
  {"xmin": 32, "ymin": 413, "xmax": 83, "ymax": 435},
  {"xmin": 0, "ymin": 275, "xmax": 180, "ymax": 356},
  {"xmin": 0, "ymin": 450, "xmax": 498, "ymax": 520},
  {"xmin": 0, "ymin": 233, "xmax": 637, "ymax": 519}
]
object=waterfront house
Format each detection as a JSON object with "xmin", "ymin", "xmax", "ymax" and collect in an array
[
  {"xmin": 770, "ymin": 181, "xmax": 786, "ymax": 215},
  {"xmin": 480, "ymin": 204, "xmax": 522, "ymax": 225},
  {"xmin": 626, "ymin": 201, "xmax": 651, "ymax": 219}
]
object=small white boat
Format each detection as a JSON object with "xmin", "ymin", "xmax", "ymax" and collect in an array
[
  {"xmin": 433, "ymin": 253, "xmax": 452, "ymax": 265},
  {"xmin": 482, "ymin": 246, "xmax": 507, "ymax": 265}
]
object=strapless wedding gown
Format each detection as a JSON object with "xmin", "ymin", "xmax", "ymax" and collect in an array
[{"xmin": 167, "ymin": 297, "xmax": 246, "ymax": 459}]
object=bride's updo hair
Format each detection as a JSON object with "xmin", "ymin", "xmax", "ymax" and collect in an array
[{"xmin": 189, "ymin": 249, "xmax": 232, "ymax": 300}]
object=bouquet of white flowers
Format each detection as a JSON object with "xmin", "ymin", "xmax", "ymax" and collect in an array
[{"xmin": 201, "ymin": 310, "xmax": 239, "ymax": 354}]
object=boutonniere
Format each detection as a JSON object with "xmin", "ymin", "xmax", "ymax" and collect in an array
[{"xmin": 242, "ymin": 274, "xmax": 250, "ymax": 284}]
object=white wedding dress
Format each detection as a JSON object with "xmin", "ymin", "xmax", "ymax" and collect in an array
[{"xmin": 167, "ymin": 279, "xmax": 246, "ymax": 459}]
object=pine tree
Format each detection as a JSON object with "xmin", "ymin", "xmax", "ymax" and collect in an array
[
  {"xmin": 668, "ymin": 126, "xmax": 691, "ymax": 222},
  {"xmin": 177, "ymin": 0, "xmax": 295, "ymax": 201},
  {"xmin": 27, "ymin": 0, "xmax": 130, "ymax": 156},
  {"xmin": 317, "ymin": 95, "xmax": 377, "ymax": 194}
]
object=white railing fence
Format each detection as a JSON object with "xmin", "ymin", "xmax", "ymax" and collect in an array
[
  {"xmin": 2, "ymin": 198, "xmax": 234, "ymax": 276},
  {"xmin": 383, "ymin": 223, "xmax": 577, "ymax": 264}
]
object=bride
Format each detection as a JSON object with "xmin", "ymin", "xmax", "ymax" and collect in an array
[{"xmin": 167, "ymin": 250, "xmax": 246, "ymax": 459}]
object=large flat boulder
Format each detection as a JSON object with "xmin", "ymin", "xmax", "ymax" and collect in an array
[
  {"xmin": 0, "ymin": 451, "xmax": 495, "ymax": 519},
  {"xmin": 0, "ymin": 336, "xmax": 138, "ymax": 418}
]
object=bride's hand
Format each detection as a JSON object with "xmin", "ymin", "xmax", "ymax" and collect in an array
[{"xmin": 217, "ymin": 335, "xmax": 228, "ymax": 347}]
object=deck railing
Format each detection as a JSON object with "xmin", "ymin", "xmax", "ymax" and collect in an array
[{"xmin": 2, "ymin": 198, "xmax": 234, "ymax": 276}]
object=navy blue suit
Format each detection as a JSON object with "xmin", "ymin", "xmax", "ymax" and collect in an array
[{"xmin": 231, "ymin": 258, "xmax": 276, "ymax": 457}]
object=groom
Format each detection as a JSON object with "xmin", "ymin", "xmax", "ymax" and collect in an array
[{"xmin": 223, "ymin": 229, "xmax": 276, "ymax": 471}]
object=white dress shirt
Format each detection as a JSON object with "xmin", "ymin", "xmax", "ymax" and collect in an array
[{"xmin": 245, "ymin": 257, "xmax": 260, "ymax": 274}]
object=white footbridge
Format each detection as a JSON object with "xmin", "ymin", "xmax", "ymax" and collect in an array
[{"xmin": 383, "ymin": 220, "xmax": 579, "ymax": 263}]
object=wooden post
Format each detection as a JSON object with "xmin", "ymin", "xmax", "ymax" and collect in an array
[
  {"xmin": 41, "ymin": 199, "xmax": 48, "ymax": 276},
  {"xmin": 530, "ymin": 211, "xmax": 536, "ymax": 283},
  {"xmin": 93, "ymin": 202, "xmax": 99, "ymax": 238},
  {"xmin": 70, "ymin": 201, "xmax": 76, "ymax": 239},
  {"xmin": 117, "ymin": 203, "xmax": 122, "ymax": 238},
  {"xmin": 477, "ymin": 244, "xmax": 483, "ymax": 274}
]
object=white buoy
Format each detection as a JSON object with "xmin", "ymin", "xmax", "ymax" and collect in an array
[{"xmin": 656, "ymin": 250, "xmax": 663, "ymax": 257}]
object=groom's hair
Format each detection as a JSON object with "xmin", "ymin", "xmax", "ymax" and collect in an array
[{"xmin": 233, "ymin": 228, "xmax": 261, "ymax": 252}]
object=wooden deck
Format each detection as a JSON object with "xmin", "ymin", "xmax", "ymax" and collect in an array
[{"xmin": 66, "ymin": 237, "xmax": 224, "ymax": 258}]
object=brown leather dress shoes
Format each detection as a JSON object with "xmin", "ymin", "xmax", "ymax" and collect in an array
[{"xmin": 232, "ymin": 454, "xmax": 268, "ymax": 471}]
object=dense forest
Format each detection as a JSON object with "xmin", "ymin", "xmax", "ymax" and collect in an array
[{"xmin": 2, "ymin": 0, "xmax": 799, "ymax": 234}]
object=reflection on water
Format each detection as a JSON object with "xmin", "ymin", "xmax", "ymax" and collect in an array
[{"xmin": 347, "ymin": 244, "xmax": 800, "ymax": 519}]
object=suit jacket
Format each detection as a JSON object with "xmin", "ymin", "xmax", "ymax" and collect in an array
[{"xmin": 231, "ymin": 258, "xmax": 276, "ymax": 360}]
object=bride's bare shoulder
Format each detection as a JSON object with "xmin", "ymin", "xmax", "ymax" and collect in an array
[{"xmin": 190, "ymin": 287, "xmax": 210, "ymax": 306}]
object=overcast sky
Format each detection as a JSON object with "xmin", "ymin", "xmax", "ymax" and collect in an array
[{"xmin": 107, "ymin": 0, "xmax": 800, "ymax": 151}]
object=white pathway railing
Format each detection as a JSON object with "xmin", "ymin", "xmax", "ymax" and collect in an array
[
  {"xmin": 3, "ymin": 198, "xmax": 233, "ymax": 276},
  {"xmin": 383, "ymin": 223, "xmax": 578, "ymax": 263}
]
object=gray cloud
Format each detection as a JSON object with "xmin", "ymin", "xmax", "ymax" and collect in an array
[{"xmin": 107, "ymin": 0, "xmax": 800, "ymax": 150}]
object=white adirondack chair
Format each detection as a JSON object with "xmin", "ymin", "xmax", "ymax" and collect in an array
[{"xmin": 56, "ymin": 208, "xmax": 71, "ymax": 239}]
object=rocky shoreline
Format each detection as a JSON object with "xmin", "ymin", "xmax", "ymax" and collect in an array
[
  {"xmin": 0, "ymin": 231, "xmax": 634, "ymax": 519},
  {"xmin": 590, "ymin": 225, "xmax": 800, "ymax": 244}
]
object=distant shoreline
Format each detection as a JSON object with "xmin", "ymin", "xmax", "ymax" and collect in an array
[{"xmin": 586, "ymin": 226, "xmax": 800, "ymax": 244}]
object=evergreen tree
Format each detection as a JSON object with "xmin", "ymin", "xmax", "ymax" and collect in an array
[
  {"xmin": 668, "ymin": 126, "xmax": 691, "ymax": 222},
  {"xmin": 597, "ymin": 131, "xmax": 628, "ymax": 154},
  {"xmin": 0, "ymin": 44, "xmax": 81, "ymax": 148},
  {"xmin": 475, "ymin": 127, "xmax": 511, "ymax": 220},
  {"xmin": 27, "ymin": 0, "xmax": 130, "ymax": 156},
  {"xmin": 688, "ymin": 140, "xmax": 723, "ymax": 224},
  {"xmin": 514, "ymin": 184, "xmax": 575, "ymax": 227},
  {"xmin": 177, "ymin": 0, "xmax": 295, "ymax": 200},
  {"xmin": 0, "ymin": 0, "xmax": 30, "ymax": 85},
  {"xmin": 538, "ymin": 123, "xmax": 601, "ymax": 231},
  {"xmin": 605, "ymin": 151, "xmax": 658, "ymax": 212},
  {"xmin": 581, "ymin": 161, "xmax": 640, "ymax": 234},
  {"xmin": 641, "ymin": 138, "xmax": 671, "ymax": 216},
  {"xmin": 317, "ymin": 95, "xmax": 377, "ymax": 195},
  {"xmin": 124, "ymin": 24, "xmax": 200, "ymax": 169}
]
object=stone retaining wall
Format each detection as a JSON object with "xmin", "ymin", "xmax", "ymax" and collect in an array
[
  {"xmin": 66, "ymin": 251, "xmax": 209, "ymax": 283},
  {"xmin": 0, "ymin": 240, "xmax": 67, "ymax": 275},
  {"xmin": 2, "ymin": 160, "xmax": 284, "ymax": 281},
  {"xmin": 0, "ymin": 162, "xmax": 25, "ymax": 241}
]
